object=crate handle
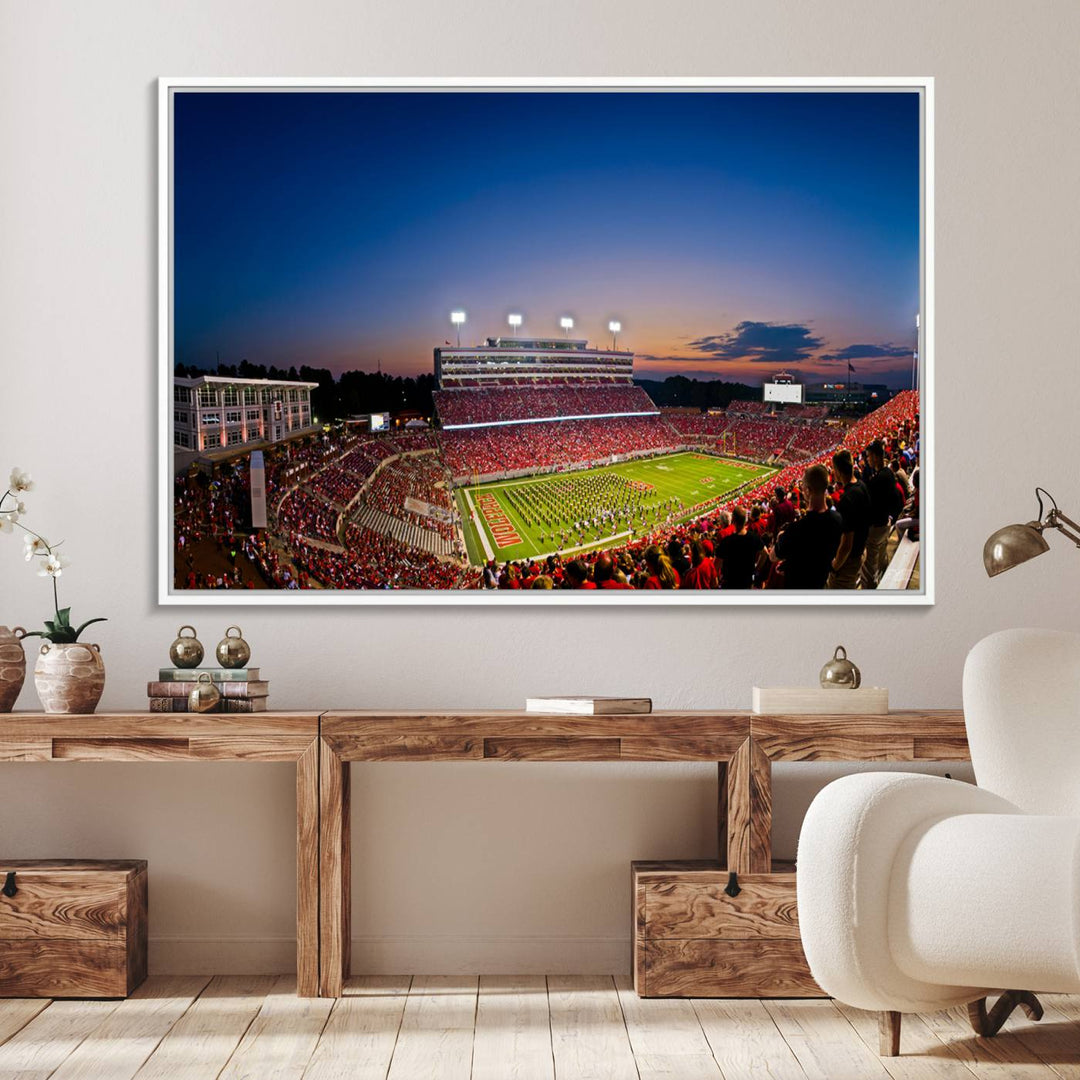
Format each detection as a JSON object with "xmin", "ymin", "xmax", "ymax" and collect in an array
[
  {"xmin": 2, "ymin": 871, "xmax": 15, "ymax": 898},
  {"xmin": 724, "ymin": 871, "xmax": 741, "ymax": 898}
]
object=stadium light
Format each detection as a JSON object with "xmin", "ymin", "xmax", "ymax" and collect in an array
[
  {"xmin": 560, "ymin": 316, "xmax": 574, "ymax": 338},
  {"xmin": 608, "ymin": 320, "xmax": 622, "ymax": 349},
  {"xmin": 450, "ymin": 310, "xmax": 466, "ymax": 347},
  {"xmin": 508, "ymin": 313, "xmax": 523, "ymax": 336}
]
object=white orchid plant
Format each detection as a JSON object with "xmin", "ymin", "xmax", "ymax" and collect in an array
[{"xmin": 1, "ymin": 468, "xmax": 106, "ymax": 644}]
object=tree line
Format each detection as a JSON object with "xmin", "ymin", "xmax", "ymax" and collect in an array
[
  {"xmin": 174, "ymin": 360, "xmax": 437, "ymax": 421},
  {"xmin": 174, "ymin": 361, "xmax": 758, "ymax": 421}
]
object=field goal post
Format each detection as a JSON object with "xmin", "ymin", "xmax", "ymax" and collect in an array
[{"xmin": 719, "ymin": 431, "xmax": 736, "ymax": 457}]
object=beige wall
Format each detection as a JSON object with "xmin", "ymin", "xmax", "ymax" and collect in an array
[{"xmin": 1, "ymin": 0, "xmax": 1077, "ymax": 973}]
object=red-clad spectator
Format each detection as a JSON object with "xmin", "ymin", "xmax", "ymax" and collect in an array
[
  {"xmin": 563, "ymin": 559, "xmax": 597, "ymax": 589},
  {"xmin": 681, "ymin": 541, "xmax": 719, "ymax": 589},
  {"xmin": 594, "ymin": 552, "xmax": 633, "ymax": 589},
  {"xmin": 643, "ymin": 544, "xmax": 679, "ymax": 589},
  {"xmin": 768, "ymin": 487, "xmax": 796, "ymax": 533}
]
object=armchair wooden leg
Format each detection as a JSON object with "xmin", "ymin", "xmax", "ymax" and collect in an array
[
  {"xmin": 879, "ymin": 1010, "xmax": 902, "ymax": 1056},
  {"xmin": 968, "ymin": 991, "xmax": 1044, "ymax": 1038}
]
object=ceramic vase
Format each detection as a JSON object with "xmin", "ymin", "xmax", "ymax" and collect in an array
[
  {"xmin": 34, "ymin": 642, "xmax": 106, "ymax": 714},
  {"xmin": 0, "ymin": 626, "xmax": 27, "ymax": 712}
]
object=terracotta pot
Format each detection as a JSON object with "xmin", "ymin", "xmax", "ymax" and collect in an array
[
  {"xmin": 0, "ymin": 626, "xmax": 27, "ymax": 713},
  {"xmin": 34, "ymin": 642, "xmax": 106, "ymax": 714}
]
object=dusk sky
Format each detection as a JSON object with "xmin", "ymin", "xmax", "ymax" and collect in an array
[{"xmin": 174, "ymin": 89, "xmax": 920, "ymax": 387}]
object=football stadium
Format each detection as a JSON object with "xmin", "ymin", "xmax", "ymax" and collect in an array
[{"xmin": 172, "ymin": 322, "xmax": 921, "ymax": 593}]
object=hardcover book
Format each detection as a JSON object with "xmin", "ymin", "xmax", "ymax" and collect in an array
[
  {"xmin": 525, "ymin": 696, "xmax": 652, "ymax": 715},
  {"xmin": 158, "ymin": 668, "xmax": 261, "ymax": 681},
  {"xmin": 751, "ymin": 686, "xmax": 889, "ymax": 715},
  {"xmin": 147, "ymin": 681, "xmax": 269, "ymax": 699},
  {"xmin": 147, "ymin": 696, "xmax": 269, "ymax": 713},
  {"xmin": 222, "ymin": 698, "xmax": 268, "ymax": 713}
]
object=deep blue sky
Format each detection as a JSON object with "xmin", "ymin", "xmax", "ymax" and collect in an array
[{"xmin": 174, "ymin": 89, "xmax": 920, "ymax": 386}]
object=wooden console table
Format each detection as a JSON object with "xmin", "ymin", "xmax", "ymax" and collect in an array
[
  {"xmin": 739, "ymin": 709, "xmax": 970, "ymax": 873},
  {"xmin": 2, "ymin": 708, "xmax": 971, "ymax": 999},
  {"xmin": 318, "ymin": 710, "xmax": 749, "ymax": 996},
  {"xmin": 318, "ymin": 708, "xmax": 969, "ymax": 998},
  {"xmin": 0, "ymin": 712, "xmax": 322, "ymax": 997}
]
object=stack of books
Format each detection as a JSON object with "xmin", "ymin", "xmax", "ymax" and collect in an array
[{"xmin": 147, "ymin": 668, "xmax": 269, "ymax": 713}]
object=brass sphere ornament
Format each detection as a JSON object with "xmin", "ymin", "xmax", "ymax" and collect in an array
[
  {"xmin": 187, "ymin": 672, "xmax": 221, "ymax": 713},
  {"xmin": 169, "ymin": 625, "xmax": 204, "ymax": 669},
  {"xmin": 820, "ymin": 645, "xmax": 861, "ymax": 689},
  {"xmin": 215, "ymin": 626, "xmax": 251, "ymax": 669}
]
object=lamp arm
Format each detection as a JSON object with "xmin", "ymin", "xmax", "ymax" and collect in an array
[{"xmin": 1047, "ymin": 509, "xmax": 1080, "ymax": 547}]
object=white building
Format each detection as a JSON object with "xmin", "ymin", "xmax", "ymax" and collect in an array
[{"xmin": 173, "ymin": 375, "xmax": 319, "ymax": 452}]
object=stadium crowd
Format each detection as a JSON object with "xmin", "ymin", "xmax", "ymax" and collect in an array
[
  {"xmin": 433, "ymin": 383, "xmax": 657, "ymax": 427},
  {"xmin": 439, "ymin": 415, "xmax": 680, "ymax": 479},
  {"xmin": 333, "ymin": 527, "xmax": 465, "ymax": 588},
  {"xmin": 173, "ymin": 378, "xmax": 918, "ymax": 593},
  {"xmin": 356, "ymin": 452, "xmax": 460, "ymax": 545},
  {"xmin": 277, "ymin": 487, "xmax": 341, "ymax": 546},
  {"xmin": 662, "ymin": 407, "xmax": 840, "ymax": 463},
  {"xmin": 474, "ymin": 391, "xmax": 920, "ymax": 592}
]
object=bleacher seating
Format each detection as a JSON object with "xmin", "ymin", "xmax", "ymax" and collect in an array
[
  {"xmin": 438, "ymin": 415, "xmax": 680, "ymax": 479},
  {"xmin": 434, "ymin": 383, "xmax": 657, "ymax": 427}
]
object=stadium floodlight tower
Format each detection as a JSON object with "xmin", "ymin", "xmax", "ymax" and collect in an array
[
  {"xmin": 560, "ymin": 316, "xmax": 574, "ymax": 338},
  {"xmin": 450, "ymin": 310, "xmax": 466, "ymax": 347},
  {"xmin": 508, "ymin": 312, "xmax": 523, "ymax": 337},
  {"xmin": 609, "ymin": 320, "xmax": 622, "ymax": 349}
]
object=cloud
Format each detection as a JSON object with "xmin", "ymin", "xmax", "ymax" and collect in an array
[
  {"xmin": 818, "ymin": 342, "xmax": 913, "ymax": 364},
  {"xmin": 685, "ymin": 321, "xmax": 825, "ymax": 365}
]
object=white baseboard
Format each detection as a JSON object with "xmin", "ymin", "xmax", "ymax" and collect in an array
[{"xmin": 149, "ymin": 934, "xmax": 630, "ymax": 975}]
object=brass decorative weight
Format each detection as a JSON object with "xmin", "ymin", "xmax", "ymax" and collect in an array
[
  {"xmin": 187, "ymin": 672, "xmax": 221, "ymax": 713},
  {"xmin": 169, "ymin": 625, "xmax": 204, "ymax": 669},
  {"xmin": 820, "ymin": 645, "xmax": 862, "ymax": 689},
  {"xmin": 215, "ymin": 626, "xmax": 251, "ymax": 669}
]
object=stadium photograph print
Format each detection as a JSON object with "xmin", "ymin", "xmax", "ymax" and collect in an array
[{"xmin": 159, "ymin": 77, "xmax": 932, "ymax": 605}]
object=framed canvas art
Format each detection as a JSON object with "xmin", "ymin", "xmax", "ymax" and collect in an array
[{"xmin": 158, "ymin": 77, "xmax": 933, "ymax": 605}]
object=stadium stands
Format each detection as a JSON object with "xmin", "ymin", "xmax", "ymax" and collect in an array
[
  {"xmin": 470, "ymin": 390, "xmax": 921, "ymax": 591},
  {"xmin": 350, "ymin": 452, "xmax": 460, "ymax": 555},
  {"xmin": 277, "ymin": 487, "xmax": 340, "ymax": 545},
  {"xmin": 300, "ymin": 531, "xmax": 465, "ymax": 589},
  {"xmin": 433, "ymin": 383, "xmax": 658, "ymax": 427},
  {"xmin": 172, "ymin": 356, "xmax": 920, "ymax": 593},
  {"xmin": 439, "ymin": 415, "xmax": 681, "ymax": 479}
]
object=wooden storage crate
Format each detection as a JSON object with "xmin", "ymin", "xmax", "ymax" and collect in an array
[
  {"xmin": 0, "ymin": 859, "xmax": 148, "ymax": 998},
  {"xmin": 632, "ymin": 859, "xmax": 822, "ymax": 998}
]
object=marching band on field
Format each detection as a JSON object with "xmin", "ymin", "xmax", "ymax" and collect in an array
[{"xmin": 499, "ymin": 471, "xmax": 684, "ymax": 549}]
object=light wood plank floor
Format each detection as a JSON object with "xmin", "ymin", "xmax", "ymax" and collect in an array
[{"xmin": 2, "ymin": 976, "xmax": 1079, "ymax": 1080}]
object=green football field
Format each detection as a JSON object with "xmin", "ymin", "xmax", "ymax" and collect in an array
[{"xmin": 454, "ymin": 451, "xmax": 776, "ymax": 566}]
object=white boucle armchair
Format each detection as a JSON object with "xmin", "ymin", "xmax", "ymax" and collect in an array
[{"xmin": 797, "ymin": 628, "xmax": 1080, "ymax": 1056}]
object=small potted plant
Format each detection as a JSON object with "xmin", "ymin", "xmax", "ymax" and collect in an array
[{"xmin": 1, "ymin": 468, "xmax": 108, "ymax": 714}]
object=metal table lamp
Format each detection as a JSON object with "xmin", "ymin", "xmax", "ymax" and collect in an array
[{"xmin": 983, "ymin": 488, "xmax": 1080, "ymax": 577}]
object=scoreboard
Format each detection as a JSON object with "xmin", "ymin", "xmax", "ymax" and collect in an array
[
  {"xmin": 763, "ymin": 381, "xmax": 804, "ymax": 405},
  {"xmin": 370, "ymin": 412, "xmax": 390, "ymax": 433}
]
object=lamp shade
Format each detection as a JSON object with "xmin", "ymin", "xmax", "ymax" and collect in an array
[{"xmin": 983, "ymin": 522, "xmax": 1050, "ymax": 577}]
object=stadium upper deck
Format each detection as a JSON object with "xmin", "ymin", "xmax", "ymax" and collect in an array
[
  {"xmin": 433, "ymin": 333, "xmax": 659, "ymax": 431},
  {"xmin": 435, "ymin": 336, "xmax": 634, "ymax": 388}
]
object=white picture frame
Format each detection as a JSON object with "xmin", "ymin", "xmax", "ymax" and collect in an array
[{"xmin": 158, "ymin": 76, "xmax": 933, "ymax": 606}]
